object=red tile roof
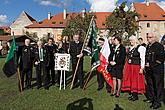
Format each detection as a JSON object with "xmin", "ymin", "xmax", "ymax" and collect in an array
[
  {"xmin": 134, "ymin": 3, "xmax": 165, "ymax": 21},
  {"xmin": 0, "ymin": 35, "xmax": 11, "ymax": 41},
  {"xmin": 95, "ymin": 12, "xmax": 112, "ymax": 29},
  {"xmin": 26, "ymin": 12, "xmax": 112, "ymax": 29},
  {"xmin": 26, "ymin": 12, "xmax": 78, "ymax": 28}
]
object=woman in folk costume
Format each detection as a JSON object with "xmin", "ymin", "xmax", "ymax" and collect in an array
[
  {"xmin": 122, "ymin": 35, "xmax": 146, "ymax": 101},
  {"xmin": 108, "ymin": 37, "xmax": 126, "ymax": 97}
]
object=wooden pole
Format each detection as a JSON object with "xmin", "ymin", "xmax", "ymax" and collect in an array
[
  {"xmin": 70, "ymin": 16, "xmax": 95, "ymax": 89},
  {"xmin": 83, "ymin": 69, "xmax": 93, "ymax": 90},
  {"xmin": 17, "ymin": 68, "xmax": 23, "ymax": 93}
]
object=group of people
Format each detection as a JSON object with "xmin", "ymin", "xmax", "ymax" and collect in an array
[
  {"xmin": 16, "ymin": 32, "xmax": 164, "ymax": 109},
  {"xmin": 17, "ymin": 37, "xmax": 69, "ymax": 90},
  {"xmin": 96, "ymin": 32, "xmax": 164, "ymax": 109}
]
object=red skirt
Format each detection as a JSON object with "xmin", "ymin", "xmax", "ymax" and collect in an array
[{"xmin": 121, "ymin": 60, "xmax": 145, "ymax": 93}]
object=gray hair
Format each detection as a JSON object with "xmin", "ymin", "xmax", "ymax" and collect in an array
[{"xmin": 129, "ymin": 35, "xmax": 139, "ymax": 43}]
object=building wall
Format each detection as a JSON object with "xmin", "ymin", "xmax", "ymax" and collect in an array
[
  {"xmin": 138, "ymin": 21, "xmax": 165, "ymax": 43},
  {"xmin": 10, "ymin": 13, "xmax": 33, "ymax": 35},
  {"xmin": 26, "ymin": 28, "xmax": 63, "ymax": 42}
]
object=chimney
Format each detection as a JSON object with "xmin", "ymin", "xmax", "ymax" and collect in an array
[
  {"xmin": 146, "ymin": 0, "xmax": 149, "ymax": 6},
  {"xmin": 63, "ymin": 9, "xmax": 66, "ymax": 20},
  {"xmin": 82, "ymin": 8, "xmax": 86, "ymax": 18},
  {"xmin": 48, "ymin": 12, "xmax": 51, "ymax": 20}
]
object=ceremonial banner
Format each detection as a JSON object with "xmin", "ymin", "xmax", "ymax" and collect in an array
[
  {"xmin": 55, "ymin": 53, "xmax": 70, "ymax": 71},
  {"xmin": 83, "ymin": 19, "xmax": 100, "ymax": 70},
  {"xmin": 3, "ymin": 35, "xmax": 17, "ymax": 77}
]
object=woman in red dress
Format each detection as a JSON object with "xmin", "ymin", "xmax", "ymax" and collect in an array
[{"xmin": 122, "ymin": 36, "xmax": 146, "ymax": 101}]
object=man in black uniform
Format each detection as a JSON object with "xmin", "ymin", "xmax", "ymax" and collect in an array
[
  {"xmin": 69, "ymin": 34, "xmax": 84, "ymax": 88},
  {"xmin": 18, "ymin": 39, "xmax": 34, "ymax": 90},
  {"xmin": 145, "ymin": 32, "xmax": 164, "ymax": 109},
  {"xmin": 34, "ymin": 40, "xmax": 47, "ymax": 89},
  {"xmin": 44, "ymin": 38, "xmax": 58, "ymax": 89}
]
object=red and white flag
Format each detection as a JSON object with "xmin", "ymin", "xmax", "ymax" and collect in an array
[
  {"xmin": 97, "ymin": 37, "xmax": 113, "ymax": 88},
  {"xmin": 99, "ymin": 37, "xmax": 110, "ymax": 69}
]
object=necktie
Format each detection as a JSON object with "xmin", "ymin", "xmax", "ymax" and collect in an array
[{"xmin": 39, "ymin": 48, "xmax": 43, "ymax": 61}]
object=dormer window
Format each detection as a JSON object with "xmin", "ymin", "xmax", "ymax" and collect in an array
[
  {"xmin": 60, "ymin": 22, "xmax": 63, "ymax": 24},
  {"xmin": 39, "ymin": 22, "xmax": 42, "ymax": 24},
  {"xmin": 102, "ymin": 23, "xmax": 105, "ymax": 26},
  {"xmin": 147, "ymin": 23, "xmax": 150, "ymax": 28},
  {"xmin": 144, "ymin": 14, "xmax": 147, "ymax": 18},
  {"xmin": 162, "ymin": 15, "xmax": 165, "ymax": 17},
  {"xmin": 52, "ymin": 22, "xmax": 56, "ymax": 24}
]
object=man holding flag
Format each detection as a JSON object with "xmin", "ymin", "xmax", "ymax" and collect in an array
[
  {"xmin": 82, "ymin": 17, "xmax": 112, "ymax": 92},
  {"xmin": 69, "ymin": 34, "xmax": 84, "ymax": 89},
  {"xmin": 96, "ymin": 37, "xmax": 111, "ymax": 93}
]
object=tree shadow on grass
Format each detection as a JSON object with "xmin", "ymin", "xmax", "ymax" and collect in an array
[{"xmin": 66, "ymin": 98, "xmax": 93, "ymax": 110}]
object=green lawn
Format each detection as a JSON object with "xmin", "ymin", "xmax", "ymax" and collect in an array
[{"xmin": 0, "ymin": 57, "xmax": 164, "ymax": 110}]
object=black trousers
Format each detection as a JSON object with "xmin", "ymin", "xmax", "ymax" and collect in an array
[
  {"xmin": 145, "ymin": 65, "xmax": 164, "ymax": 104},
  {"xmin": 72, "ymin": 62, "xmax": 84, "ymax": 87},
  {"xmin": 96, "ymin": 69, "xmax": 111, "ymax": 91},
  {"xmin": 35, "ymin": 62, "xmax": 45, "ymax": 88},
  {"xmin": 44, "ymin": 62, "xmax": 55, "ymax": 88},
  {"xmin": 20, "ymin": 68, "xmax": 32, "ymax": 89}
]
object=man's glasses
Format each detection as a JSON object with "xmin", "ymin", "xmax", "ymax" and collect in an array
[{"xmin": 147, "ymin": 37, "xmax": 153, "ymax": 39}]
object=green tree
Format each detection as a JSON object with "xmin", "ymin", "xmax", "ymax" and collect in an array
[
  {"xmin": 105, "ymin": 2, "xmax": 140, "ymax": 40},
  {"xmin": 0, "ymin": 29, "xmax": 4, "ymax": 35},
  {"xmin": 62, "ymin": 13, "xmax": 96, "ymax": 41}
]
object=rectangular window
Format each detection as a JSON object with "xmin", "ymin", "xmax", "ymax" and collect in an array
[
  {"xmin": 146, "ymin": 33, "xmax": 148, "ymax": 37},
  {"xmin": 147, "ymin": 23, "xmax": 150, "ymax": 28},
  {"xmin": 47, "ymin": 33, "xmax": 51, "ymax": 37}
]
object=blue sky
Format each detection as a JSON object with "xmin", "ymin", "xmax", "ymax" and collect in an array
[{"xmin": 0, "ymin": 0, "xmax": 164, "ymax": 26}]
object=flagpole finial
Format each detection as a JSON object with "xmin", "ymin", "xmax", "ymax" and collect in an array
[{"xmin": 12, "ymin": 32, "xmax": 14, "ymax": 36}]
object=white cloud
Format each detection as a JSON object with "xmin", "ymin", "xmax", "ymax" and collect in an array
[
  {"xmin": 0, "ymin": 15, "xmax": 8, "ymax": 26},
  {"xmin": 40, "ymin": 1, "xmax": 53, "ymax": 6},
  {"xmin": 34, "ymin": 0, "xmax": 69, "ymax": 7},
  {"xmin": 87, "ymin": 0, "xmax": 116, "ymax": 12},
  {"xmin": 157, "ymin": 1, "xmax": 165, "ymax": 11}
]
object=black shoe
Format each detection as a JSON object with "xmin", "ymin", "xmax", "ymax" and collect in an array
[
  {"xmin": 115, "ymin": 94, "xmax": 120, "ymax": 98},
  {"xmin": 44, "ymin": 87, "xmax": 49, "ymax": 90},
  {"xmin": 152, "ymin": 103, "xmax": 161, "ymax": 109},
  {"xmin": 150, "ymin": 103, "xmax": 154, "ymax": 108},
  {"xmin": 110, "ymin": 93, "xmax": 116, "ymax": 96},
  {"xmin": 128, "ymin": 95, "xmax": 133, "ymax": 100},
  {"xmin": 97, "ymin": 86, "xmax": 104, "ymax": 91},
  {"xmin": 129, "ymin": 97, "xmax": 138, "ymax": 101},
  {"xmin": 37, "ymin": 86, "xmax": 41, "ymax": 89},
  {"xmin": 143, "ymin": 99, "xmax": 152, "ymax": 103}
]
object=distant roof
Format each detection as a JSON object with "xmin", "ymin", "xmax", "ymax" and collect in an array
[
  {"xmin": 0, "ymin": 35, "xmax": 36, "ymax": 42},
  {"xmin": 26, "ymin": 12, "xmax": 112, "ymax": 29},
  {"xmin": 23, "ymin": 11, "xmax": 37, "ymax": 23},
  {"xmin": 0, "ymin": 26, "xmax": 10, "ymax": 29},
  {"xmin": 133, "ymin": 3, "xmax": 165, "ymax": 21}
]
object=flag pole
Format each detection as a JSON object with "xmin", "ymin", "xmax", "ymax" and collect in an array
[
  {"xmin": 70, "ymin": 16, "xmax": 95, "ymax": 89},
  {"xmin": 17, "ymin": 68, "xmax": 23, "ymax": 93},
  {"xmin": 83, "ymin": 69, "xmax": 93, "ymax": 90},
  {"xmin": 12, "ymin": 32, "xmax": 23, "ymax": 93}
]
